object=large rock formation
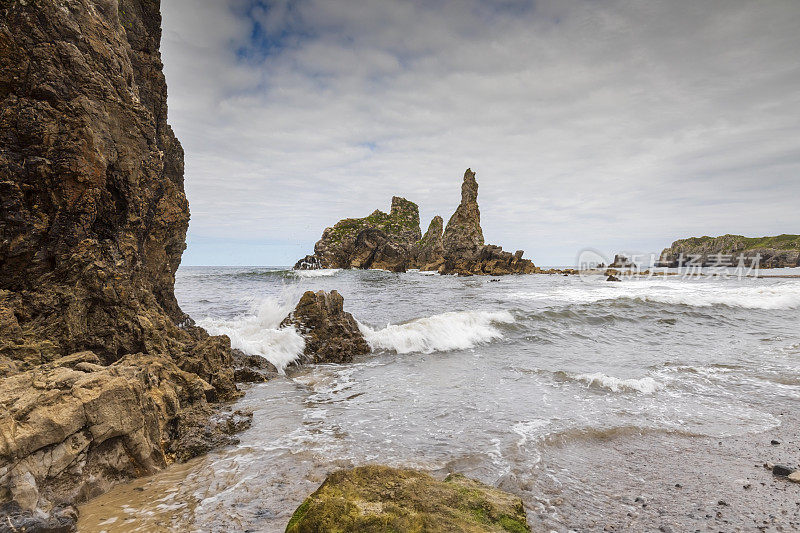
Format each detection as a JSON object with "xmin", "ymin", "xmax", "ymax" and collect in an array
[
  {"xmin": 295, "ymin": 196, "xmax": 421, "ymax": 272},
  {"xmin": 0, "ymin": 0, "xmax": 241, "ymax": 525},
  {"xmin": 656, "ymin": 234, "xmax": 800, "ymax": 268},
  {"xmin": 286, "ymin": 465, "xmax": 531, "ymax": 533},
  {"xmin": 442, "ymin": 168, "xmax": 485, "ymax": 257},
  {"xmin": 280, "ymin": 290, "xmax": 371, "ymax": 364},
  {"xmin": 295, "ymin": 169, "xmax": 536, "ymax": 275}
]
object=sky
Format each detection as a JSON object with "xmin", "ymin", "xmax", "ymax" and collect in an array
[{"xmin": 160, "ymin": 0, "xmax": 800, "ymax": 267}]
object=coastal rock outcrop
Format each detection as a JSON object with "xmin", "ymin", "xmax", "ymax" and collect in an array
[
  {"xmin": 280, "ymin": 290, "xmax": 371, "ymax": 364},
  {"xmin": 0, "ymin": 0, "xmax": 242, "ymax": 525},
  {"xmin": 295, "ymin": 197, "xmax": 422, "ymax": 272},
  {"xmin": 0, "ymin": 352, "xmax": 241, "ymax": 526},
  {"xmin": 656, "ymin": 234, "xmax": 800, "ymax": 268},
  {"xmin": 286, "ymin": 465, "xmax": 531, "ymax": 533},
  {"xmin": 295, "ymin": 169, "xmax": 536, "ymax": 275}
]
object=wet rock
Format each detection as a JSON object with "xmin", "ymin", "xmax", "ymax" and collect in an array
[
  {"xmin": 0, "ymin": 353, "xmax": 235, "ymax": 523},
  {"xmin": 168, "ymin": 407, "xmax": 253, "ymax": 462},
  {"xmin": 232, "ymin": 349, "xmax": 278, "ymax": 383},
  {"xmin": 0, "ymin": 501, "xmax": 78, "ymax": 533},
  {"xmin": 772, "ymin": 464, "xmax": 793, "ymax": 477},
  {"xmin": 286, "ymin": 465, "xmax": 531, "ymax": 533},
  {"xmin": 281, "ymin": 291, "xmax": 371, "ymax": 364}
]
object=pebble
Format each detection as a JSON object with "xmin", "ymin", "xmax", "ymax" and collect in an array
[
  {"xmin": 771, "ymin": 440, "xmax": 781, "ymax": 445},
  {"xmin": 788, "ymin": 472, "xmax": 800, "ymax": 483},
  {"xmin": 773, "ymin": 465, "xmax": 793, "ymax": 477}
]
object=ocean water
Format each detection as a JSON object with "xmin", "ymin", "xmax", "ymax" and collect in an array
[{"xmin": 79, "ymin": 267, "xmax": 800, "ymax": 532}]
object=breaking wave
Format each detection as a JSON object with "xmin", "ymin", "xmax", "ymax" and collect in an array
[
  {"xmin": 568, "ymin": 372, "xmax": 663, "ymax": 394},
  {"xmin": 359, "ymin": 310, "xmax": 515, "ymax": 354},
  {"xmin": 198, "ymin": 293, "xmax": 305, "ymax": 373},
  {"xmin": 290, "ymin": 269, "xmax": 341, "ymax": 278},
  {"xmin": 511, "ymin": 280, "xmax": 800, "ymax": 310}
]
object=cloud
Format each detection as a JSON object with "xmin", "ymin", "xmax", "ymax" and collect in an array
[{"xmin": 161, "ymin": 0, "xmax": 800, "ymax": 266}]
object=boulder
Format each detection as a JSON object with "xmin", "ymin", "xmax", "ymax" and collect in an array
[
  {"xmin": 281, "ymin": 291, "xmax": 371, "ymax": 364},
  {"xmin": 286, "ymin": 465, "xmax": 531, "ymax": 533}
]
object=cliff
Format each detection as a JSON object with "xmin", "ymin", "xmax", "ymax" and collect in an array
[
  {"xmin": 657, "ymin": 234, "xmax": 800, "ymax": 268},
  {"xmin": 0, "ymin": 0, "xmax": 241, "ymax": 527},
  {"xmin": 295, "ymin": 169, "xmax": 536, "ymax": 275}
]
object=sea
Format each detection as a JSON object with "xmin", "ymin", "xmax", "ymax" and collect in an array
[{"xmin": 78, "ymin": 266, "xmax": 800, "ymax": 532}]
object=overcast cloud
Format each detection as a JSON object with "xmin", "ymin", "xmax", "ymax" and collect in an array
[{"xmin": 160, "ymin": 0, "xmax": 800, "ymax": 266}]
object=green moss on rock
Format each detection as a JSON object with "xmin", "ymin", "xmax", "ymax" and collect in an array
[{"xmin": 285, "ymin": 465, "xmax": 531, "ymax": 533}]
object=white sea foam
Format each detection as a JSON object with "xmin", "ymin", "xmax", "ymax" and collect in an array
[
  {"xmin": 290, "ymin": 268, "xmax": 341, "ymax": 278},
  {"xmin": 511, "ymin": 279, "xmax": 800, "ymax": 310},
  {"xmin": 198, "ymin": 293, "xmax": 306, "ymax": 373},
  {"xmin": 359, "ymin": 310, "xmax": 514, "ymax": 354},
  {"xmin": 573, "ymin": 372, "xmax": 662, "ymax": 394}
]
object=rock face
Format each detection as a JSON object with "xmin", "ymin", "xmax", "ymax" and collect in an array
[
  {"xmin": 0, "ymin": 0, "xmax": 241, "ymax": 525},
  {"xmin": 657, "ymin": 235, "xmax": 800, "ymax": 268},
  {"xmin": 442, "ymin": 168, "xmax": 485, "ymax": 257},
  {"xmin": 0, "ymin": 352, "xmax": 248, "ymax": 528},
  {"xmin": 416, "ymin": 215, "xmax": 446, "ymax": 271},
  {"xmin": 281, "ymin": 291, "xmax": 371, "ymax": 364},
  {"xmin": 286, "ymin": 465, "xmax": 531, "ymax": 533},
  {"xmin": 295, "ymin": 169, "xmax": 536, "ymax": 275}
]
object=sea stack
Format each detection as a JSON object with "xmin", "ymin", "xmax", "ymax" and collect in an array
[
  {"xmin": 442, "ymin": 168, "xmax": 485, "ymax": 257},
  {"xmin": 294, "ymin": 168, "xmax": 537, "ymax": 275},
  {"xmin": 0, "ymin": 0, "xmax": 240, "ymax": 527}
]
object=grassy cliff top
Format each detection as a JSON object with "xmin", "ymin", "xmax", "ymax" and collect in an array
[
  {"xmin": 665, "ymin": 234, "xmax": 800, "ymax": 253},
  {"xmin": 323, "ymin": 198, "xmax": 421, "ymax": 245}
]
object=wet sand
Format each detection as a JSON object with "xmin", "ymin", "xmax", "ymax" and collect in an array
[{"xmin": 78, "ymin": 408, "xmax": 799, "ymax": 532}]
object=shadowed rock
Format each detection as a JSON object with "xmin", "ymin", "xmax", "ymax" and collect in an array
[
  {"xmin": 417, "ymin": 215, "xmax": 446, "ymax": 271},
  {"xmin": 281, "ymin": 290, "xmax": 371, "ymax": 364},
  {"xmin": 0, "ymin": 0, "xmax": 241, "ymax": 525}
]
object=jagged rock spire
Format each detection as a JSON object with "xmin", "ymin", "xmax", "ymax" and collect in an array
[{"xmin": 443, "ymin": 168, "xmax": 484, "ymax": 257}]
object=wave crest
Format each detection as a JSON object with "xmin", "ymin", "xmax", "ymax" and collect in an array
[
  {"xmin": 569, "ymin": 372, "xmax": 663, "ymax": 394},
  {"xmin": 198, "ymin": 294, "xmax": 305, "ymax": 373},
  {"xmin": 359, "ymin": 310, "xmax": 515, "ymax": 354}
]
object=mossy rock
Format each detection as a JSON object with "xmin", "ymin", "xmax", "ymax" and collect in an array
[{"xmin": 285, "ymin": 465, "xmax": 530, "ymax": 533}]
